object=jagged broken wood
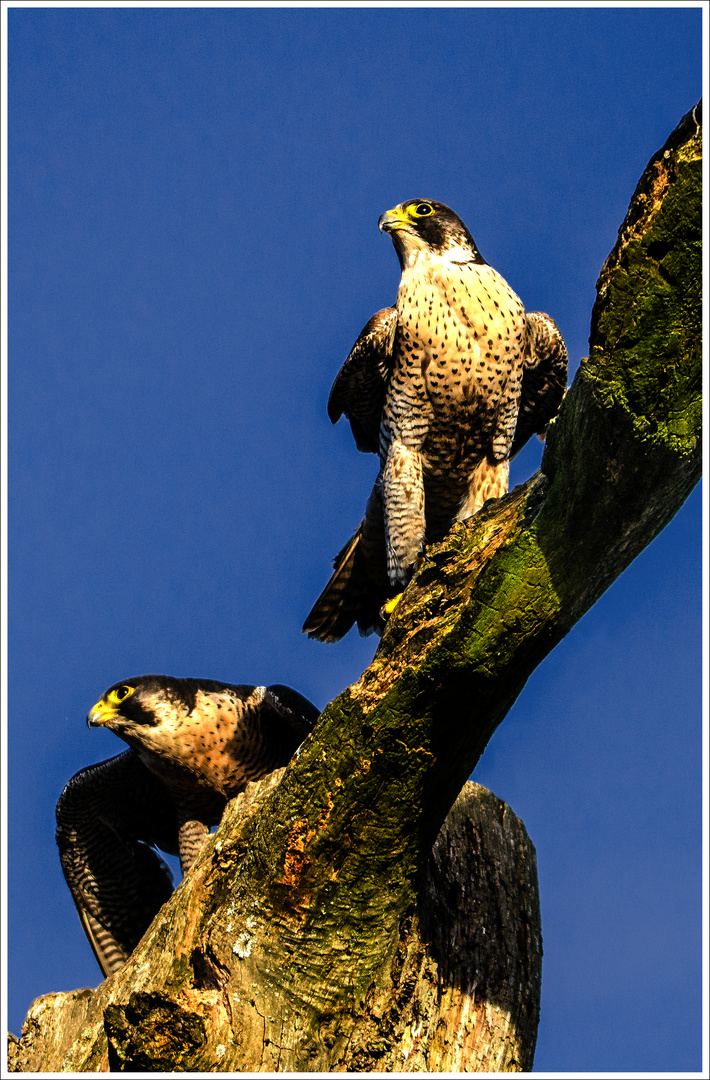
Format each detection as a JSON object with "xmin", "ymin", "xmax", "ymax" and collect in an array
[{"xmin": 8, "ymin": 101, "xmax": 701, "ymax": 1072}]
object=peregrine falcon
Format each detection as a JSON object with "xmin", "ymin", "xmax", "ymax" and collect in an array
[
  {"xmin": 56, "ymin": 676, "xmax": 319, "ymax": 976},
  {"xmin": 303, "ymin": 199, "xmax": 568, "ymax": 642}
]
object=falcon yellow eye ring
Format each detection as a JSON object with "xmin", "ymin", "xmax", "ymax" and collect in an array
[
  {"xmin": 108, "ymin": 685, "xmax": 134, "ymax": 705},
  {"xmin": 413, "ymin": 202, "xmax": 434, "ymax": 217}
]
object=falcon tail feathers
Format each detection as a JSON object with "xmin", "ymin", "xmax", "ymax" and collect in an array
[{"xmin": 302, "ymin": 526, "xmax": 387, "ymax": 642}]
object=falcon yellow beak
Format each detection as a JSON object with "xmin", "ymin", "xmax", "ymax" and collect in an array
[
  {"xmin": 378, "ymin": 206, "xmax": 409, "ymax": 233},
  {"xmin": 87, "ymin": 699, "xmax": 116, "ymax": 728}
]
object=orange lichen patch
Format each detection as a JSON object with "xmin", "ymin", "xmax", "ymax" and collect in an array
[
  {"xmin": 281, "ymin": 818, "xmax": 310, "ymax": 888},
  {"xmin": 280, "ymin": 792, "xmax": 337, "ymax": 890},
  {"xmin": 317, "ymin": 790, "xmax": 335, "ymax": 829}
]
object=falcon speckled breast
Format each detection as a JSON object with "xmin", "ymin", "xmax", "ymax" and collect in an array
[
  {"xmin": 56, "ymin": 675, "xmax": 319, "ymax": 976},
  {"xmin": 303, "ymin": 199, "xmax": 567, "ymax": 642}
]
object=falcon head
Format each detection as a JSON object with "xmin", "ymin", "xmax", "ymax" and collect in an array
[
  {"xmin": 87, "ymin": 675, "xmax": 319, "ymax": 773},
  {"xmin": 378, "ymin": 199, "xmax": 485, "ymax": 268},
  {"xmin": 87, "ymin": 675, "xmax": 215, "ymax": 760}
]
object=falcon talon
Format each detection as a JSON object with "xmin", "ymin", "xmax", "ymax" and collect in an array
[
  {"xmin": 381, "ymin": 592, "xmax": 404, "ymax": 618},
  {"xmin": 56, "ymin": 675, "xmax": 319, "ymax": 977},
  {"xmin": 304, "ymin": 199, "xmax": 568, "ymax": 643}
]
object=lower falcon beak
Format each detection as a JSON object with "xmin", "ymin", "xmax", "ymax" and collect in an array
[
  {"xmin": 87, "ymin": 700, "xmax": 116, "ymax": 728},
  {"xmin": 378, "ymin": 206, "xmax": 409, "ymax": 233}
]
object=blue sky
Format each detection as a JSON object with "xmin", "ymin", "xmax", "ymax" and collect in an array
[{"xmin": 5, "ymin": 4, "xmax": 704, "ymax": 1071}]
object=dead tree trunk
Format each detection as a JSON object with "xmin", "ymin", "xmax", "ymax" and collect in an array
[{"xmin": 8, "ymin": 101, "xmax": 701, "ymax": 1073}]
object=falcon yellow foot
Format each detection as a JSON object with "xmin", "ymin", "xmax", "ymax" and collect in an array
[
  {"xmin": 381, "ymin": 592, "xmax": 403, "ymax": 617},
  {"xmin": 381, "ymin": 554, "xmax": 426, "ymax": 619}
]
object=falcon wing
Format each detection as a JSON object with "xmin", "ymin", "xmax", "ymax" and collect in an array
[
  {"xmin": 56, "ymin": 749, "xmax": 179, "ymax": 978},
  {"xmin": 263, "ymin": 685, "xmax": 321, "ymax": 742},
  {"xmin": 510, "ymin": 311, "xmax": 568, "ymax": 459},
  {"xmin": 327, "ymin": 307, "xmax": 397, "ymax": 454}
]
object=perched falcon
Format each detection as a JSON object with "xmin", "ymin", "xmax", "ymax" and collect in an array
[
  {"xmin": 303, "ymin": 199, "xmax": 568, "ymax": 642},
  {"xmin": 56, "ymin": 675, "xmax": 319, "ymax": 977}
]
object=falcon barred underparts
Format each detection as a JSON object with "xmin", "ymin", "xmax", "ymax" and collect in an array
[
  {"xmin": 303, "ymin": 199, "xmax": 568, "ymax": 642},
  {"xmin": 56, "ymin": 675, "xmax": 319, "ymax": 977}
]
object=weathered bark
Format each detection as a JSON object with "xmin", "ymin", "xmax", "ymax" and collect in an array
[
  {"xmin": 9, "ymin": 102, "xmax": 701, "ymax": 1072},
  {"xmin": 8, "ymin": 775, "xmax": 542, "ymax": 1072}
]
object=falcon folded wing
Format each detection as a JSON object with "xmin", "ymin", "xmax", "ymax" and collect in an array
[
  {"xmin": 510, "ymin": 312, "xmax": 568, "ymax": 459},
  {"xmin": 327, "ymin": 307, "xmax": 397, "ymax": 454}
]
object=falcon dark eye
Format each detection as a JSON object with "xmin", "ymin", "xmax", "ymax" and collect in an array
[
  {"xmin": 109, "ymin": 685, "xmax": 134, "ymax": 705},
  {"xmin": 414, "ymin": 203, "xmax": 434, "ymax": 217}
]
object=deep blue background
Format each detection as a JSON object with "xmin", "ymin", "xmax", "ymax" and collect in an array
[{"xmin": 7, "ymin": 7, "xmax": 703, "ymax": 1071}]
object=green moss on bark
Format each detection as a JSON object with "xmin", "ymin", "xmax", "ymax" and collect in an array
[{"xmin": 588, "ymin": 107, "xmax": 702, "ymax": 454}]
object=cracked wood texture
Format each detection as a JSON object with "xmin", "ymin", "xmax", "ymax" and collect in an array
[
  {"xmin": 8, "ymin": 101, "xmax": 701, "ymax": 1073},
  {"xmin": 9, "ymin": 775, "xmax": 541, "ymax": 1072}
]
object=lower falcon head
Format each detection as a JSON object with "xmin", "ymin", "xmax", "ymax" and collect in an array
[
  {"xmin": 378, "ymin": 199, "xmax": 485, "ymax": 267},
  {"xmin": 87, "ymin": 675, "xmax": 319, "ymax": 781},
  {"xmin": 87, "ymin": 675, "xmax": 219, "ymax": 760}
]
